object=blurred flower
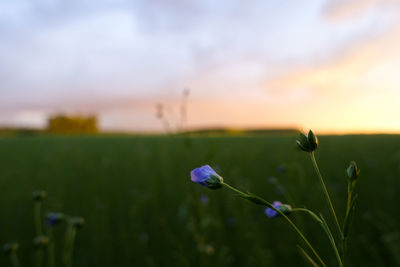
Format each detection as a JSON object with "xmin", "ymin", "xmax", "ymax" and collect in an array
[
  {"xmin": 156, "ymin": 103, "xmax": 163, "ymax": 119},
  {"xmin": 139, "ymin": 233, "xmax": 149, "ymax": 244},
  {"xmin": 204, "ymin": 244, "xmax": 214, "ymax": 255},
  {"xmin": 276, "ymin": 164, "xmax": 288, "ymax": 174},
  {"xmin": 265, "ymin": 201, "xmax": 292, "ymax": 218},
  {"xmin": 226, "ymin": 216, "xmax": 236, "ymax": 227},
  {"xmin": 190, "ymin": 165, "xmax": 223, "ymax": 189},
  {"xmin": 33, "ymin": 236, "xmax": 49, "ymax": 248},
  {"xmin": 296, "ymin": 130, "xmax": 318, "ymax": 152},
  {"xmin": 45, "ymin": 212, "xmax": 65, "ymax": 226},
  {"xmin": 267, "ymin": 176, "xmax": 278, "ymax": 185},
  {"xmin": 3, "ymin": 243, "xmax": 19, "ymax": 255},
  {"xmin": 32, "ymin": 190, "xmax": 47, "ymax": 202},
  {"xmin": 200, "ymin": 194, "xmax": 209, "ymax": 205},
  {"xmin": 183, "ymin": 88, "xmax": 190, "ymax": 97},
  {"xmin": 71, "ymin": 217, "xmax": 85, "ymax": 229}
]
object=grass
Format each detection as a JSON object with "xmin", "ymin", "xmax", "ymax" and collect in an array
[{"xmin": 0, "ymin": 134, "xmax": 399, "ymax": 266}]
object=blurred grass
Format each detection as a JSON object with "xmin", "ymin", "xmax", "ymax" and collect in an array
[{"xmin": 0, "ymin": 134, "xmax": 399, "ymax": 266}]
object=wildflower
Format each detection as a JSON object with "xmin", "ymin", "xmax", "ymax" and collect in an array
[
  {"xmin": 3, "ymin": 243, "xmax": 19, "ymax": 255},
  {"xmin": 265, "ymin": 201, "xmax": 292, "ymax": 218},
  {"xmin": 190, "ymin": 165, "xmax": 223, "ymax": 189},
  {"xmin": 45, "ymin": 212, "xmax": 65, "ymax": 226},
  {"xmin": 33, "ymin": 236, "xmax": 49, "ymax": 248},
  {"xmin": 200, "ymin": 194, "xmax": 209, "ymax": 205},
  {"xmin": 296, "ymin": 130, "xmax": 318, "ymax": 152},
  {"xmin": 276, "ymin": 163, "xmax": 288, "ymax": 174},
  {"xmin": 32, "ymin": 191, "xmax": 47, "ymax": 202},
  {"xmin": 71, "ymin": 217, "xmax": 85, "ymax": 229}
]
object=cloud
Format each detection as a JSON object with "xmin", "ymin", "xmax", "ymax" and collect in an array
[
  {"xmin": 1, "ymin": 0, "xmax": 400, "ymax": 132},
  {"xmin": 324, "ymin": 0, "xmax": 378, "ymax": 21}
]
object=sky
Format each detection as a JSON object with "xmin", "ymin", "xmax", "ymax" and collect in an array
[{"xmin": 1, "ymin": 0, "xmax": 400, "ymax": 133}]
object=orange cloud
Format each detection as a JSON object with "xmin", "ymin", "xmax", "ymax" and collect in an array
[{"xmin": 324, "ymin": 0, "xmax": 378, "ymax": 21}]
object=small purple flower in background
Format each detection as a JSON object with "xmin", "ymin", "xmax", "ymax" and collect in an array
[
  {"xmin": 200, "ymin": 194, "xmax": 209, "ymax": 205},
  {"xmin": 45, "ymin": 212, "xmax": 64, "ymax": 226},
  {"xmin": 191, "ymin": 165, "xmax": 223, "ymax": 189},
  {"xmin": 265, "ymin": 201, "xmax": 292, "ymax": 218},
  {"xmin": 276, "ymin": 164, "xmax": 288, "ymax": 174}
]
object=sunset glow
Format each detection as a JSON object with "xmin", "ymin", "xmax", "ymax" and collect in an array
[{"xmin": 1, "ymin": 0, "xmax": 400, "ymax": 133}]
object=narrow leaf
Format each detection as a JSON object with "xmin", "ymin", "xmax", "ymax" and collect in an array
[{"xmin": 297, "ymin": 245, "xmax": 320, "ymax": 267}]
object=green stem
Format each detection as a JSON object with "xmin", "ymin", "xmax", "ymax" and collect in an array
[
  {"xmin": 67, "ymin": 227, "xmax": 77, "ymax": 267},
  {"xmin": 310, "ymin": 152, "xmax": 342, "ymax": 238},
  {"xmin": 320, "ymin": 215, "xmax": 343, "ymax": 267},
  {"xmin": 47, "ymin": 228, "xmax": 55, "ymax": 267},
  {"xmin": 10, "ymin": 253, "xmax": 19, "ymax": 267},
  {"xmin": 63, "ymin": 221, "xmax": 73, "ymax": 267},
  {"xmin": 293, "ymin": 208, "xmax": 344, "ymax": 267},
  {"xmin": 342, "ymin": 189, "xmax": 353, "ymax": 265},
  {"xmin": 292, "ymin": 208, "xmax": 322, "ymax": 223},
  {"xmin": 36, "ymin": 248, "xmax": 43, "ymax": 267},
  {"xmin": 222, "ymin": 182, "xmax": 326, "ymax": 267},
  {"xmin": 34, "ymin": 202, "xmax": 42, "ymax": 236}
]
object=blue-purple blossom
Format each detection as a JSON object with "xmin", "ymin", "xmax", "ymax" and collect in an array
[
  {"xmin": 265, "ymin": 201, "xmax": 292, "ymax": 218},
  {"xmin": 190, "ymin": 165, "xmax": 223, "ymax": 189},
  {"xmin": 45, "ymin": 212, "xmax": 64, "ymax": 226}
]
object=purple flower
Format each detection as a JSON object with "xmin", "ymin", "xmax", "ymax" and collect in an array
[
  {"xmin": 200, "ymin": 194, "xmax": 209, "ymax": 205},
  {"xmin": 265, "ymin": 201, "xmax": 292, "ymax": 218},
  {"xmin": 190, "ymin": 165, "xmax": 223, "ymax": 189},
  {"xmin": 45, "ymin": 212, "xmax": 64, "ymax": 226}
]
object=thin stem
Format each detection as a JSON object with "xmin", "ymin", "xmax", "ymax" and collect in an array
[
  {"xmin": 221, "ymin": 182, "xmax": 248, "ymax": 197},
  {"xmin": 34, "ymin": 202, "xmax": 42, "ymax": 236},
  {"xmin": 310, "ymin": 152, "xmax": 342, "ymax": 238},
  {"xmin": 292, "ymin": 208, "xmax": 322, "ymax": 223},
  {"xmin": 320, "ymin": 215, "xmax": 343, "ymax": 267},
  {"xmin": 10, "ymin": 253, "xmax": 19, "ymax": 267},
  {"xmin": 63, "ymin": 221, "xmax": 73, "ymax": 267},
  {"xmin": 222, "ymin": 182, "xmax": 326, "ymax": 267},
  {"xmin": 35, "ymin": 248, "xmax": 43, "ymax": 267},
  {"xmin": 47, "ymin": 228, "xmax": 55, "ymax": 267},
  {"xmin": 67, "ymin": 227, "xmax": 77, "ymax": 267},
  {"xmin": 342, "ymin": 189, "xmax": 353, "ymax": 265},
  {"xmin": 293, "ymin": 208, "xmax": 344, "ymax": 267}
]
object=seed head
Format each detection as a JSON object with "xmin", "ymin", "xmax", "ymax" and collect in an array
[
  {"xmin": 346, "ymin": 161, "xmax": 360, "ymax": 182},
  {"xmin": 296, "ymin": 130, "xmax": 318, "ymax": 152}
]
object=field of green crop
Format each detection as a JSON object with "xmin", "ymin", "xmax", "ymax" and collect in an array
[{"xmin": 0, "ymin": 135, "xmax": 399, "ymax": 266}]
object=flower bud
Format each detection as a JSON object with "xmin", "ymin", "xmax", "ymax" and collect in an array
[
  {"xmin": 346, "ymin": 161, "xmax": 360, "ymax": 182},
  {"xmin": 265, "ymin": 201, "xmax": 292, "ymax": 218},
  {"xmin": 3, "ymin": 243, "xmax": 19, "ymax": 255},
  {"xmin": 190, "ymin": 165, "xmax": 223, "ymax": 189},
  {"xmin": 296, "ymin": 130, "xmax": 318, "ymax": 152},
  {"xmin": 33, "ymin": 236, "xmax": 49, "ymax": 248},
  {"xmin": 32, "ymin": 190, "xmax": 47, "ymax": 202}
]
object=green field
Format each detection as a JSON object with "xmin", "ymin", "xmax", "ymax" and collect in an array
[{"xmin": 0, "ymin": 135, "xmax": 399, "ymax": 266}]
